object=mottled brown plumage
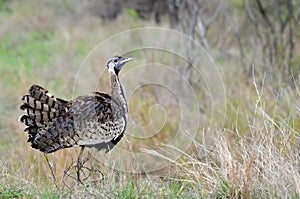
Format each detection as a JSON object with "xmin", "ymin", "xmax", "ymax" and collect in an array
[{"xmin": 19, "ymin": 56, "xmax": 133, "ymax": 153}]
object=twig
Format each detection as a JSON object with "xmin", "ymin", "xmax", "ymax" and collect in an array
[
  {"xmin": 43, "ymin": 154, "xmax": 58, "ymax": 189},
  {"xmin": 76, "ymin": 146, "xmax": 85, "ymax": 184},
  {"xmin": 62, "ymin": 147, "xmax": 104, "ymax": 189}
]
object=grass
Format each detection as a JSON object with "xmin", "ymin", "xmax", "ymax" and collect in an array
[
  {"xmin": 0, "ymin": 185, "xmax": 66, "ymax": 199},
  {"xmin": 1, "ymin": 0, "xmax": 300, "ymax": 198}
]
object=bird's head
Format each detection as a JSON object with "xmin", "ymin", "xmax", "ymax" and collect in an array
[{"xmin": 107, "ymin": 56, "xmax": 134, "ymax": 75}]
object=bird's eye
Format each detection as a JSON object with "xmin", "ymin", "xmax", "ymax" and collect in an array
[{"xmin": 114, "ymin": 60, "xmax": 118, "ymax": 63}]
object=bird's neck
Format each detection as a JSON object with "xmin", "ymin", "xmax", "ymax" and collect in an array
[{"xmin": 109, "ymin": 71, "xmax": 128, "ymax": 117}]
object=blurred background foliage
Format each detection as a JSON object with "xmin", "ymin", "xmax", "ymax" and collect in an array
[{"xmin": 0, "ymin": 0, "xmax": 300, "ymax": 198}]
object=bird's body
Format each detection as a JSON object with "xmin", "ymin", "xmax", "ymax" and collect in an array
[{"xmin": 19, "ymin": 56, "xmax": 133, "ymax": 153}]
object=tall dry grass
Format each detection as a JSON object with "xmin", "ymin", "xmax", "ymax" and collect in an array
[
  {"xmin": 2, "ymin": 72, "xmax": 300, "ymax": 198},
  {"xmin": 1, "ymin": 0, "xmax": 300, "ymax": 198},
  {"xmin": 143, "ymin": 76, "xmax": 300, "ymax": 198}
]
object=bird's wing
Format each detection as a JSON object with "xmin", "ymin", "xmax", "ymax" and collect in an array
[
  {"xmin": 30, "ymin": 93, "xmax": 126, "ymax": 153},
  {"xmin": 70, "ymin": 93, "xmax": 127, "ymax": 151},
  {"xmin": 30, "ymin": 113, "xmax": 78, "ymax": 153}
]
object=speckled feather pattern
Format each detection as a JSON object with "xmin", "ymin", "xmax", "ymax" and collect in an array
[
  {"xmin": 19, "ymin": 85, "xmax": 127, "ymax": 153},
  {"xmin": 19, "ymin": 56, "xmax": 131, "ymax": 154}
]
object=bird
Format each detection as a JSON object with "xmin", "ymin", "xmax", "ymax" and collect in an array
[{"xmin": 19, "ymin": 56, "xmax": 133, "ymax": 154}]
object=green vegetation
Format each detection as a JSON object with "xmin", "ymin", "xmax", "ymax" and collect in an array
[
  {"xmin": 125, "ymin": 8, "xmax": 140, "ymax": 19},
  {"xmin": 0, "ymin": 0, "xmax": 299, "ymax": 198}
]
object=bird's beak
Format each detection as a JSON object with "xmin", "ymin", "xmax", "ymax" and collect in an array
[{"xmin": 120, "ymin": 57, "xmax": 134, "ymax": 65}]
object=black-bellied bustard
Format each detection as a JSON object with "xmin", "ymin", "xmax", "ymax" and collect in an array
[{"xmin": 19, "ymin": 56, "xmax": 133, "ymax": 182}]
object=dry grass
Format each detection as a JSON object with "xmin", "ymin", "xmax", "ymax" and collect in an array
[
  {"xmin": 0, "ymin": 0, "xmax": 300, "ymax": 198},
  {"xmin": 140, "ymin": 75, "xmax": 300, "ymax": 198}
]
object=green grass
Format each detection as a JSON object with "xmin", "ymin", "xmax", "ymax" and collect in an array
[
  {"xmin": 0, "ymin": 178, "xmax": 200, "ymax": 198},
  {"xmin": 0, "ymin": 30, "xmax": 90, "ymax": 76},
  {"xmin": 0, "ymin": 185, "xmax": 67, "ymax": 199},
  {"xmin": 125, "ymin": 8, "xmax": 140, "ymax": 19},
  {"xmin": 0, "ymin": 186, "xmax": 29, "ymax": 199},
  {"xmin": 1, "ymin": 0, "xmax": 300, "ymax": 198}
]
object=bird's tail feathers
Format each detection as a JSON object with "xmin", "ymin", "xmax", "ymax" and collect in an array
[{"xmin": 19, "ymin": 85, "xmax": 68, "ymax": 144}]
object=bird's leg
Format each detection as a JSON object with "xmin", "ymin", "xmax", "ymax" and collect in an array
[{"xmin": 76, "ymin": 146, "xmax": 85, "ymax": 184}]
